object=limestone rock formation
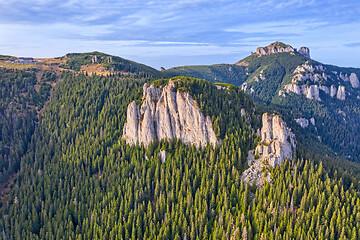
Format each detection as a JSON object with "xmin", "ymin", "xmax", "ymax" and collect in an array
[
  {"xmin": 284, "ymin": 84, "xmax": 301, "ymax": 95},
  {"xmin": 122, "ymin": 81, "xmax": 219, "ymax": 148},
  {"xmin": 284, "ymin": 84, "xmax": 320, "ymax": 101},
  {"xmin": 330, "ymin": 85, "xmax": 337, "ymax": 97},
  {"xmin": 242, "ymin": 113, "xmax": 296, "ymax": 188},
  {"xmin": 337, "ymin": 86, "xmax": 346, "ymax": 100},
  {"xmin": 350, "ymin": 73, "xmax": 359, "ymax": 88},
  {"xmin": 319, "ymin": 85, "xmax": 330, "ymax": 94},
  {"xmin": 339, "ymin": 72, "xmax": 349, "ymax": 82},
  {"xmin": 304, "ymin": 85, "xmax": 320, "ymax": 101},
  {"xmin": 298, "ymin": 47, "xmax": 310, "ymax": 58},
  {"xmin": 255, "ymin": 41, "xmax": 294, "ymax": 56},
  {"xmin": 291, "ymin": 62, "xmax": 327, "ymax": 84},
  {"xmin": 295, "ymin": 118, "xmax": 309, "ymax": 128}
]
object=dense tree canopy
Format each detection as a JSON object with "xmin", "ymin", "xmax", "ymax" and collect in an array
[{"xmin": 1, "ymin": 72, "xmax": 360, "ymax": 239}]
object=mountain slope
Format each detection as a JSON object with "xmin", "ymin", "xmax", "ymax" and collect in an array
[
  {"xmin": 2, "ymin": 50, "xmax": 360, "ymax": 239},
  {"xmin": 59, "ymin": 51, "xmax": 161, "ymax": 76},
  {"xmin": 2, "ymin": 72, "xmax": 360, "ymax": 239},
  {"xmin": 0, "ymin": 67, "xmax": 59, "ymax": 181},
  {"xmin": 164, "ymin": 42, "xmax": 360, "ymax": 162},
  {"xmin": 0, "ymin": 53, "xmax": 163, "ymax": 204},
  {"xmin": 165, "ymin": 64, "xmax": 248, "ymax": 86}
]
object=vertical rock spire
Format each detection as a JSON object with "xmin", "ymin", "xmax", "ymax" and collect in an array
[{"xmin": 122, "ymin": 80, "xmax": 219, "ymax": 148}]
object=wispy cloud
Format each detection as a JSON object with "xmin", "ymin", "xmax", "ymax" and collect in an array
[{"xmin": 1, "ymin": 0, "xmax": 360, "ymax": 68}]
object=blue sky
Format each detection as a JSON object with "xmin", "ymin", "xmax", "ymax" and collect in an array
[{"xmin": 1, "ymin": 0, "xmax": 360, "ymax": 69}]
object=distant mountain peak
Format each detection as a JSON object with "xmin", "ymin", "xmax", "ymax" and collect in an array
[
  {"xmin": 254, "ymin": 41, "xmax": 294, "ymax": 56},
  {"xmin": 254, "ymin": 41, "xmax": 310, "ymax": 58}
]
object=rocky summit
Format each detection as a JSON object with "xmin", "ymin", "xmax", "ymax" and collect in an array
[
  {"xmin": 254, "ymin": 41, "xmax": 311, "ymax": 58},
  {"xmin": 122, "ymin": 80, "xmax": 218, "ymax": 148},
  {"xmin": 255, "ymin": 41, "xmax": 295, "ymax": 56},
  {"xmin": 242, "ymin": 113, "xmax": 296, "ymax": 188},
  {"xmin": 298, "ymin": 46, "xmax": 310, "ymax": 58}
]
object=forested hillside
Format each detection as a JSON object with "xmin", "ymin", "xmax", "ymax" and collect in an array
[
  {"xmin": 165, "ymin": 64, "xmax": 247, "ymax": 87},
  {"xmin": 59, "ymin": 52, "xmax": 161, "ymax": 76},
  {"xmin": 0, "ymin": 68, "xmax": 55, "ymax": 182},
  {"xmin": 163, "ymin": 43, "xmax": 360, "ymax": 163},
  {"xmin": 1, "ymin": 71, "xmax": 360, "ymax": 239}
]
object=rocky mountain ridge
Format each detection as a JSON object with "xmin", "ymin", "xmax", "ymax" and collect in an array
[
  {"xmin": 242, "ymin": 113, "xmax": 296, "ymax": 187},
  {"xmin": 254, "ymin": 41, "xmax": 310, "ymax": 58},
  {"xmin": 281, "ymin": 61, "xmax": 360, "ymax": 101},
  {"xmin": 122, "ymin": 80, "xmax": 218, "ymax": 148},
  {"xmin": 162, "ymin": 42, "xmax": 360, "ymax": 161}
]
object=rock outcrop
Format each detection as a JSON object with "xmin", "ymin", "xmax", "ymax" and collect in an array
[
  {"xmin": 284, "ymin": 84, "xmax": 320, "ymax": 101},
  {"xmin": 298, "ymin": 47, "xmax": 310, "ymax": 58},
  {"xmin": 295, "ymin": 117, "xmax": 315, "ymax": 128},
  {"xmin": 242, "ymin": 113, "xmax": 296, "ymax": 188},
  {"xmin": 350, "ymin": 73, "xmax": 359, "ymax": 88},
  {"xmin": 284, "ymin": 84, "xmax": 301, "ymax": 95},
  {"xmin": 330, "ymin": 85, "xmax": 337, "ymax": 97},
  {"xmin": 255, "ymin": 41, "xmax": 294, "ymax": 56},
  {"xmin": 304, "ymin": 85, "xmax": 320, "ymax": 101},
  {"xmin": 337, "ymin": 86, "xmax": 346, "ymax": 100},
  {"xmin": 254, "ymin": 42, "xmax": 312, "ymax": 59},
  {"xmin": 122, "ymin": 81, "xmax": 218, "ymax": 148},
  {"xmin": 319, "ymin": 85, "xmax": 330, "ymax": 94},
  {"xmin": 310, "ymin": 118, "xmax": 315, "ymax": 126},
  {"xmin": 339, "ymin": 72, "xmax": 349, "ymax": 82},
  {"xmin": 295, "ymin": 118, "xmax": 309, "ymax": 128}
]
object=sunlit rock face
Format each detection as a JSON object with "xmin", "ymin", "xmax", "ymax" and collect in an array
[
  {"xmin": 255, "ymin": 41, "xmax": 295, "ymax": 56},
  {"xmin": 242, "ymin": 113, "xmax": 296, "ymax": 188},
  {"xmin": 298, "ymin": 47, "xmax": 310, "ymax": 58},
  {"xmin": 122, "ymin": 81, "xmax": 218, "ymax": 148}
]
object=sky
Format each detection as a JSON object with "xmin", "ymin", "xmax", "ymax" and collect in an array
[{"xmin": 1, "ymin": 0, "xmax": 360, "ymax": 69}]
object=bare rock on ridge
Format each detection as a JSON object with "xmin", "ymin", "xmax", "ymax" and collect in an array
[
  {"xmin": 298, "ymin": 47, "xmax": 310, "ymax": 58},
  {"xmin": 337, "ymin": 86, "xmax": 346, "ymax": 100},
  {"xmin": 350, "ymin": 73, "xmax": 360, "ymax": 88},
  {"xmin": 255, "ymin": 41, "xmax": 295, "ymax": 56},
  {"xmin": 242, "ymin": 113, "xmax": 296, "ymax": 188},
  {"xmin": 122, "ymin": 80, "xmax": 219, "ymax": 148}
]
